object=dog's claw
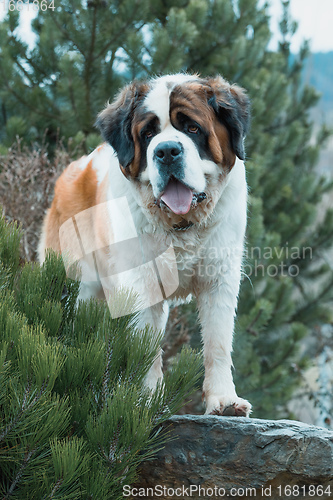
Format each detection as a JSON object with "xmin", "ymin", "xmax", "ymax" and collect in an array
[{"xmin": 208, "ymin": 400, "xmax": 251, "ymax": 417}]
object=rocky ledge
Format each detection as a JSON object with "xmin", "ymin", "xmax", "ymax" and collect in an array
[{"xmin": 135, "ymin": 415, "xmax": 333, "ymax": 500}]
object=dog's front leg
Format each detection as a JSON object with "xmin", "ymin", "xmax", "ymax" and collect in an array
[
  {"xmin": 136, "ymin": 302, "xmax": 169, "ymax": 391},
  {"xmin": 196, "ymin": 285, "xmax": 251, "ymax": 417}
]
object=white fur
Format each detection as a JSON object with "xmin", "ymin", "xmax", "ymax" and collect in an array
[
  {"xmin": 144, "ymin": 76, "xmax": 217, "ymax": 198},
  {"xmin": 144, "ymin": 74, "xmax": 197, "ymax": 124},
  {"xmin": 92, "ymin": 146, "xmax": 117, "ymax": 184},
  {"xmin": 147, "ymin": 125, "xmax": 208, "ymax": 196}
]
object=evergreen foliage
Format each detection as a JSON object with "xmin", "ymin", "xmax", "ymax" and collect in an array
[
  {"xmin": 0, "ymin": 0, "xmax": 332, "ymax": 419},
  {"xmin": 0, "ymin": 213, "xmax": 202, "ymax": 498}
]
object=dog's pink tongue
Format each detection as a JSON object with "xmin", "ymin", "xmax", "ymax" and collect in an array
[{"xmin": 161, "ymin": 178, "xmax": 193, "ymax": 215}]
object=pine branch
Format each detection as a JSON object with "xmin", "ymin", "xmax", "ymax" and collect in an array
[
  {"xmin": 186, "ymin": 42, "xmax": 219, "ymax": 70},
  {"xmin": 7, "ymin": 35, "xmax": 54, "ymax": 84},
  {"xmin": 0, "ymin": 386, "xmax": 30, "ymax": 443},
  {"xmin": 101, "ymin": 340, "xmax": 113, "ymax": 408},
  {"xmin": 121, "ymin": 46, "xmax": 150, "ymax": 75},
  {"xmin": 3, "ymin": 447, "xmax": 36, "ymax": 499},
  {"xmin": 24, "ymin": 55, "xmax": 51, "ymax": 81},
  {"xmin": 0, "ymin": 381, "xmax": 48, "ymax": 444},
  {"xmin": 246, "ymin": 308, "xmax": 264, "ymax": 337},
  {"xmin": 291, "ymin": 275, "xmax": 333, "ymax": 322},
  {"xmin": 0, "ymin": 72, "xmax": 61, "ymax": 122},
  {"xmin": 263, "ymin": 108, "xmax": 310, "ymax": 134},
  {"xmin": 11, "ymin": 56, "xmax": 36, "ymax": 87},
  {"xmin": 50, "ymin": 17, "xmax": 86, "ymax": 58},
  {"xmin": 49, "ymin": 478, "xmax": 64, "ymax": 499},
  {"xmin": 84, "ymin": 3, "xmax": 98, "ymax": 125},
  {"xmin": 95, "ymin": 6, "xmax": 142, "ymax": 59}
]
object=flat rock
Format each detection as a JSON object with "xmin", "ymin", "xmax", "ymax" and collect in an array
[{"xmin": 134, "ymin": 415, "xmax": 333, "ymax": 499}]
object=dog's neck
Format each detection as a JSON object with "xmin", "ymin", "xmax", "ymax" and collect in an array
[{"xmin": 172, "ymin": 220, "xmax": 194, "ymax": 231}]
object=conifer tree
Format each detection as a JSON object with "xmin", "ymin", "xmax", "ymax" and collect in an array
[
  {"xmin": 0, "ymin": 212, "xmax": 202, "ymax": 498},
  {"xmin": 0, "ymin": 0, "xmax": 332, "ymax": 418}
]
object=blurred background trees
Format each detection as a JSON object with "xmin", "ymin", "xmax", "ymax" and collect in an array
[{"xmin": 0, "ymin": 0, "xmax": 332, "ymax": 421}]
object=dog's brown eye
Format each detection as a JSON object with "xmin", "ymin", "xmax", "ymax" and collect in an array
[
  {"xmin": 145, "ymin": 130, "xmax": 153, "ymax": 139},
  {"xmin": 188, "ymin": 125, "xmax": 199, "ymax": 134}
]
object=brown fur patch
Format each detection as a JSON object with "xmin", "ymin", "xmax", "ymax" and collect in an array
[
  {"xmin": 209, "ymin": 119, "xmax": 236, "ymax": 171},
  {"xmin": 43, "ymin": 159, "xmax": 98, "ymax": 254},
  {"xmin": 170, "ymin": 81, "xmax": 236, "ymax": 171},
  {"xmin": 130, "ymin": 111, "xmax": 157, "ymax": 178}
]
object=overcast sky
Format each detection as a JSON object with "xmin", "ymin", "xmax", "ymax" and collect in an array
[
  {"xmin": 1, "ymin": 0, "xmax": 333, "ymax": 53},
  {"xmin": 267, "ymin": 0, "xmax": 333, "ymax": 52}
]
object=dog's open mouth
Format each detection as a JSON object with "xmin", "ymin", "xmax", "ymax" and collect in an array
[
  {"xmin": 160, "ymin": 177, "xmax": 193, "ymax": 215},
  {"xmin": 158, "ymin": 178, "xmax": 207, "ymax": 215}
]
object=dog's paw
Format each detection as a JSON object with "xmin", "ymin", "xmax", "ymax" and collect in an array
[{"xmin": 205, "ymin": 395, "xmax": 252, "ymax": 417}]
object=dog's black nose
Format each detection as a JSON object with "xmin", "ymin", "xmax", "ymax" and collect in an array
[{"xmin": 154, "ymin": 141, "xmax": 183, "ymax": 165}]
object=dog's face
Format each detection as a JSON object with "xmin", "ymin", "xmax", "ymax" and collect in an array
[{"xmin": 96, "ymin": 74, "xmax": 250, "ymax": 222}]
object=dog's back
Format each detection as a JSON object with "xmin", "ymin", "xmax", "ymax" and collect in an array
[{"xmin": 38, "ymin": 153, "xmax": 103, "ymax": 263}]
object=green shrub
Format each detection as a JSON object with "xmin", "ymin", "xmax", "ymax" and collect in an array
[{"xmin": 0, "ymin": 212, "xmax": 201, "ymax": 499}]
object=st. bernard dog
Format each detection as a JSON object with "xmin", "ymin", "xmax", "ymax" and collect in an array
[{"xmin": 39, "ymin": 73, "xmax": 252, "ymax": 417}]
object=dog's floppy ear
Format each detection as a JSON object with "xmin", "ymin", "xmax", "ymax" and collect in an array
[
  {"xmin": 95, "ymin": 82, "xmax": 149, "ymax": 173},
  {"xmin": 208, "ymin": 76, "xmax": 251, "ymax": 161}
]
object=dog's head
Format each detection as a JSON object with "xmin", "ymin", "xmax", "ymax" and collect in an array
[{"xmin": 96, "ymin": 74, "xmax": 250, "ymax": 223}]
